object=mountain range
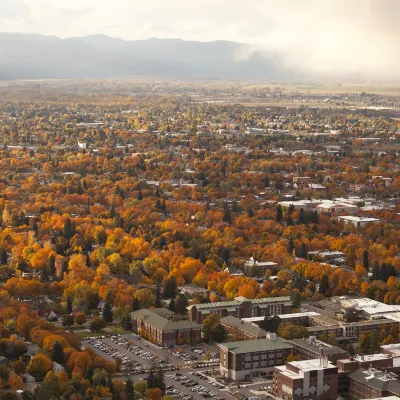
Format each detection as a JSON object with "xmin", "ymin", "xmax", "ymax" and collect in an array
[{"xmin": 0, "ymin": 33, "xmax": 292, "ymax": 80}]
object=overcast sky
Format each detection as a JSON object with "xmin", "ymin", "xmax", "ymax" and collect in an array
[{"xmin": 2, "ymin": 0, "xmax": 400, "ymax": 79}]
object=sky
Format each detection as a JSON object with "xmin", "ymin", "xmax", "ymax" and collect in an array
[{"xmin": 2, "ymin": 0, "xmax": 400, "ymax": 79}]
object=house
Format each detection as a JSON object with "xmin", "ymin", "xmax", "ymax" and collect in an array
[
  {"xmin": 53, "ymin": 362, "xmax": 64, "ymax": 373},
  {"xmin": 219, "ymin": 335, "xmax": 293, "ymax": 380},
  {"xmin": 27, "ymin": 343, "xmax": 40, "ymax": 356},
  {"xmin": 23, "ymin": 373, "xmax": 35, "ymax": 383},
  {"xmin": 130, "ymin": 309, "xmax": 201, "ymax": 347}
]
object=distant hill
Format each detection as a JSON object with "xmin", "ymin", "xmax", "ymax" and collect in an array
[{"xmin": 0, "ymin": 33, "xmax": 292, "ymax": 80}]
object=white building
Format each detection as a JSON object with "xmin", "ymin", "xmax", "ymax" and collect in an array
[{"xmin": 338, "ymin": 216, "xmax": 380, "ymax": 228}]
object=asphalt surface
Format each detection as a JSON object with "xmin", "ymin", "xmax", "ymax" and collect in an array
[{"xmin": 83, "ymin": 334, "xmax": 271, "ymax": 400}]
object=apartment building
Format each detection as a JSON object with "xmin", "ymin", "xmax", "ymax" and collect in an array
[
  {"xmin": 291, "ymin": 337, "xmax": 348, "ymax": 363},
  {"xmin": 130, "ymin": 309, "xmax": 201, "ymax": 347},
  {"xmin": 219, "ymin": 335, "xmax": 292, "ymax": 381},
  {"xmin": 187, "ymin": 296, "xmax": 292, "ymax": 324}
]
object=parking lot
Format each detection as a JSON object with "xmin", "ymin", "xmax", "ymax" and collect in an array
[
  {"xmin": 84, "ymin": 334, "xmax": 270, "ymax": 400},
  {"xmin": 83, "ymin": 335, "xmax": 177, "ymax": 376},
  {"xmin": 165, "ymin": 371, "xmax": 226, "ymax": 400}
]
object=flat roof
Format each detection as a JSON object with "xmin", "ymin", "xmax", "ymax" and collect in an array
[{"xmin": 218, "ymin": 338, "xmax": 292, "ymax": 354}]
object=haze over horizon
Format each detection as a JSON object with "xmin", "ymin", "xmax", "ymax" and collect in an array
[{"xmin": 2, "ymin": 0, "xmax": 400, "ymax": 81}]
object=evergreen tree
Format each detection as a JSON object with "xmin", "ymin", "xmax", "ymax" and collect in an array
[
  {"xmin": 86, "ymin": 253, "xmax": 91, "ymax": 268},
  {"xmin": 154, "ymin": 367, "xmax": 166, "ymax": 394},
  {"xmin": 102, "ymin": 301, "xmax": 113, "ymax": 324},
  {"xmin": 63, "ymin": 218, "xmax": 74, "ymax": 239},
  {"xmin": 122, "ymin": 314, "xmax": 132, "ymax": 331},
  {"xmin": 264, "ymin": 175, "xmax": 270, "ymax": 188},
  {"xmin": 319, "ymin": 274, "xmax": 330, "ymax": 295},
  {"xmin": 162, "ymin": 276, "xmax": 177, "ymax": 298},
  {"xmin": 132, "ymin": 297, "xmax": 140, "ymax": 311},
  {"xmin": 222, "ymin": 205, "xmax": 231, "ymax": 223},
  {"xmin": 67, "ymin": 297, "xmax": 73, "ymax": 314},
  {"xmin": 288, "ymin": 238, "xmax": 295, "ymax": 254},
  {"xmin": 137, "ymin": 190, "xmax": 143, "ymax": 201},
  {"xmin": 155, "ymin": 285, "xmax": 162, "ymax": 308},
  {"xmin": 286, "ymin": 214, "xmax": 294, "ymax": 226},
  {"xmin": 147, "ymin": 364, "xmax": 156, "ymax": 389},
  {"xmin": 247, "ymin": 207, "xmax": 255, "ymax": 218},
  {"xmin": 276, "ymin": 205, "xmax": 283, "ymax": 222},
  {"xmin": 49, "ymin": 255, "xmax": 56, "ymax": 276},
  {"xmin": 51, "ymin": 342, "xmax": 65, "ymax": 364},
  {"xmin": 298, "ymin": 208, "xmax": 306, "ymax": 225},
  {"xmin": 298, "ymin": 242, "xmax": 308, "ymax": 259},
  {"xmin": 125, "ymin": 378, "xmax": 135, "ymax": 400},
  {"xmin": 0, "ymin": 249, "xmax": 7, "ymax": 265},
  {"xmin": 363, "ymin": 250, "xmax": 369, "ymax": 269},
  {"xmin": 169, "ymin": 298, "xmax": 175, "ymax": 312}
]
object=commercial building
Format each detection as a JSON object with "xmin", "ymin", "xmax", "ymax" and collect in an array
[
  {"xmin": 337, "ymin": 353, "xmax": 393, "ymax": 373},
  {"xmin": 348, "ymin": 368, "xmax": 400, "ymax": 399},
  {"xmin": 187, "ymin": 296, "xmax": 292, "ymax": 324},
  {"xmin": 220, "ymin": 316, "xmax": 267, "ymax": 339},
  {"xmin": 290, "ymin": 337, "xmax": 348, "ymax": 363},
  {"xmin": 338, "ymin": 216, "xmax": 380, "ymax": 228},
  {"xmin": 243, "ymin": 257, "xmax": 277, "ymax": 277},
  {"xmin": 219, "ymin": 335, "xmax": 293, "ymax": 381},
  {"xmin": 273, "ymin": 356, "xmax": 339, "ymax": 400},
  {"xmin": 130, "ymin": 309, "xmax": 201, "ymax": 347}
]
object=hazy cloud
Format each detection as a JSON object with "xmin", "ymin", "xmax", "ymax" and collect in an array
[{"xmin": 1, "ymin": 0, "xmax": 400, "ymax": 79}]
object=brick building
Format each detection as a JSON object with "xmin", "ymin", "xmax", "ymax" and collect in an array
[
  {"xmin": 290, "ymin": 337, "xmax": 348, "ymax": 363},
  {"xmin": 187, "ymin": 296, "xmax": 292, "ymax": 324},
  {"xmin": 348, "ymin": 368, "xmax": 400, "ymax": 399},
  {"xmin": 219, "ymin": 335, "xmax": 292, "ymax": 381},
  {"xmin": 220, "ymin": 316, "xmax": 267, "ymax": 340},
  {"xmin": 130, "ymin": 309, "xmax": 201, "ymax": 347},
  {"xmin": 274, "ymin": 356, "xmax": 338, "ymax": 400},
  {"xmin": 337, "ymin": 354, "xmax": 393, "ymax": 373}
]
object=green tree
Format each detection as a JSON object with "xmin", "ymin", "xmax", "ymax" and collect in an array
[
  {"xmin": 162, "ymin": 276, "xmax": 177, "ymax": 298},
  {"xmin": 126, "ymin": 378, "xmax": 135, "ymax": 400},
  {"xmin": 51, "ymin": 342, "xmax": 64, "ymax": 364},
  {"xmin": 202, "ymin": 314, "xmax": 226, "ymax": 343},
  {"xmin": 174, "ymin": 295, "xmax": 188, "ymax": 314},
  {"xmin": 102, "ymin": 301, "xmax": 113, "ymax": 324},
  {"xmin": 62, "ymin": 314, "xmax": 74, "ymax": 329},
  {"xmin": 63, "ymin": 218, "xmax": 74, "ymax": 240},
  {"xmin": 277, "ymin": 322, "xmax": 309, "ymax": 340},
  {"xmin": 276, "ymin": 205, "xmax": 283, "ymax": 222},
  {"xmin": 90, "ymin": 317, "xmax": 106, "ymax": 332}
]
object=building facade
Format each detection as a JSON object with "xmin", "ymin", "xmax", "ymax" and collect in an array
[
  {"xmin": 130, "ymin": 309, "xmax": 201, "ymax": 347},
  {"xmin": 187, "ymin": 296, "xmax": 292, "ymax": 324},
  {"xmin": 274, "ymin": 357, "xmax": 339, "ymax": 400},
  {"xmin": 219, "ymin": 336, "xmax": 292, "ymax": 381}
]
